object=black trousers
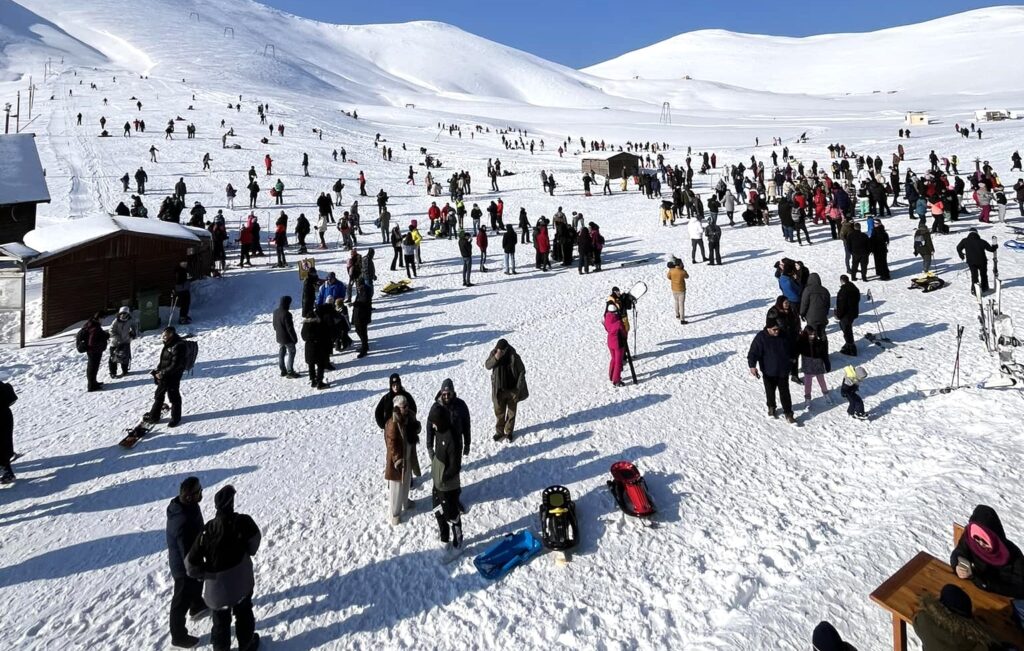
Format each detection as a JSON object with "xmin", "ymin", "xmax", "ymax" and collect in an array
[
  {"xmin": 433, "ymin": 488, "xmax": 463, "ymax": 547},
  {"xmin": 170, "ymin": 576, "xmax": 206, "ymax": 639},
  {"xmin": 149, "ymin": 377, "xmax": 182, "ymax": 423},
  {"xmin": 86, "ymin": 350, "xmax": 103, "ymax": 389},
  {"xmin": 354, "ymin": 322, "xmax": 369, "ymax": 354},
  {"xmin": 297, "ymin": 232, "xmax": 307, "ymax": 252},
  {"xmin": 210, "ymin": 593, "xmax": 255, "ymax": 651},
  {"xmin": 874, "ymin": 251, "xmax": 890, "ymax": 280},
  {"xmin": 851, "ymin": 254, "xmax": 869, "ymax": 280},
  {"xmin": 177, "ymin": 290, "xmax": 191, "ymax": 320},
  {"xmin": 969, "ymin": 264, "xmax": 990, "ymax": 293},
  {"xmin": 840, "ymin": 317, "xmax": 856, "ymax": 350},
  {"xmin": 762, "ymin": 375, "xmax": 793, "ymax": 415},
  {"xmin": 391, "ymin": 248, "xmax": 403, "ymax": 269},
  {"xmin": 708, "ymin": 241, "xmax": 722, "ymax": 265}
]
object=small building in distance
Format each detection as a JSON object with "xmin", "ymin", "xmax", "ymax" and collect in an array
[
  {"xmin": 974, "ymin": 108, "xmax": 1016, "ymax": 122},
  {"xmin": 0, "ymin": 133, "xmax": 51, "ymax": 243},
  {"xmin": 581, "ymin": 152, "xmax": 642, "ymax": 179},
  {"xmin": 904, "ymin": 111, "xmax": 928, "ymax": 126}
]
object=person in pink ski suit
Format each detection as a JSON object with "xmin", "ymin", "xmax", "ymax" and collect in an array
[{"xmin": 604, "ymin": 303, "xmax": 626, "ymax": 387}]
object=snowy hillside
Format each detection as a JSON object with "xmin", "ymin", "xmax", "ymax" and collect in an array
[
  {"xmin": 585, "ymin": 6, "xmax": 1024, "ymax": 96},
  {"xmin": 1, "ymin": 1, "xmax": 1024, "ymax": 650}
]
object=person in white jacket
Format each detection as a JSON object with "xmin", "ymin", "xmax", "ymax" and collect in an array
[{"xmin": 688, "ymin": 217, "xmax": 707, "ymax": 264}]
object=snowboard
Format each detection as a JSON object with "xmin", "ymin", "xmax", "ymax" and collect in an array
[
  {"xmin": 119, "ymin": 419, "xmax": 155, "ymax": 449},
  {"xmin": 620, "ymin": 257, "xmax": 655, "ymax": 268}
]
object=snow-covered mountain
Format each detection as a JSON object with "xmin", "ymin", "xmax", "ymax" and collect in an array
[{"xmin": 584, "ymin": 6, "xmax": 1024, "ymax": 96}]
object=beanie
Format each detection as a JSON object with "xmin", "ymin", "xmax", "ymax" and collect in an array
[
  {"xmin": 179, "ymin": 476, "xmax": 201, "ymax": 499},
  {"xmin": 214, "ymin": 485, "xmax": 236, "ymax": 513},
  {"xmin": 811, "ymin": 621, "xmax": 846, "ymax": 651},
  {"xmin": 940, "ymin": 584, "xmax": 972, "ymax": 618}
]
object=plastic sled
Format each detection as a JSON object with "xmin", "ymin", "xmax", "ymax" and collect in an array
[
  {"xmin": 1004, "ymin": 239, "xmax": 1024, "ymax": 250},
  {"xmin": 908, "ymin": 273, "xmax": 946, "ymax": 293},
  {"xmin": 539, "ymin": 486, "xmax": 579, "ymax": 551},
  {"xmin": 382, "ymin": 279, "xmax": 413, "ymax": 295},
  {"xmin": 473, "ymin": 530, "xmax": 542, "ymax": 580},
  {"xmin": 607, "ymin": 461, "xmax": 656, "ymax": 518}
]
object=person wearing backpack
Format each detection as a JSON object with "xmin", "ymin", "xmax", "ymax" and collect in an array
[
  {"xmin": 0, "ymin": 379, "xmax": 17, "ymax": 484},
  {"xmin": 913, "ymin": 223, "xmax": 935, "ymax": 274},
  {"xmin": 145, "ymin": 327, "xmax": 189, "ymax": 427},
  {"xmin": 185, "ymin": 485, "xmax": 261, "ymax": 651},
  {"xmin": 78, "ymin": 313, "xmax": 109, "ymax": 392}
]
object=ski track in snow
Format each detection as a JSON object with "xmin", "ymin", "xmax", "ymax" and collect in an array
[{"xmin": 1, "ymin": 3, "xmax": 1024, "ymax": 650}]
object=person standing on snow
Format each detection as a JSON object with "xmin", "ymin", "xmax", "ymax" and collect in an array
[
  {"xmin": 475, "ymin": 226, "xmax": 489, "ymax": 272},
  {"xmin": 688, "ymin": 216, "xmax": 707, "ymax": 264},
  {"xmin": 834, "ymin": 275, "xmax": 860, "ymax": 356},
  {"xmin": 79, "ymin": 313, "xmax": 109, "ymax": 392},
  {"xmin": 384, "ymin": 394, "xmax": 418, "ymax": 525},
  {"xmin": 502, "ymin": 225, "xmax": 517, "ymax": 275},
  {"xmin": 351, "ymin": 282, "xmax": 372, "ymax": 359},
  {"xmin": 144, "ymin": 327, "xmax": 188, "ymax": 427},
  {"xmin": 484, "ymin": 338, "xmax": 528, "ymax": 441},
  {"xmin": 666, "ymin": 258, "xmax": 689, "ymax": 325},
  {"xmin": 799, "ymin": 273, "xmax": 831, "ymax": 337},
  {"xmin": 797, "ymin": 326, "xmax": 832, "ymax": 406},
  {"xmin": 273, "ymin": 296, "xmax": 300, "ymax": 379},
  {"xmin": 747, "ymin": 317, "xmax": 797, "ymax": 424},
  {"xmin": 458, "ymin": 231, "xmax": 473, "ymax": 287},
  {"xmin": 166, "ymin": 476, "xmax": 209, "ymax": 648},
  {"xmin": 427, "ymin": 399, "xmax": 467, "ymax": 559},
  {"xmin": 185, "ymin": 485, "xmax": 262, "ymax": 651},
  {"xmin": 956, "ymin": 228, "xmax": 998, "ymax": 295},
  {"xmin": 108, "ymin": 306, "xmax": 136, "ymax": 378},
  {"xmin": 0, "ymin": 379, "xmax": 17, "ymax": 484},
  {"xmin": 604, "ymin": 303, "xmax": 627, "ymax": 387}
]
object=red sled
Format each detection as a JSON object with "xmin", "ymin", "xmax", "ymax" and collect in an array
[
  {"xmin": 607, "ymin": 461, "xmax": 656, "ymax": 518},
  {"xmin": 269, "ymin": 188, "xmax": 279, "ymax": 197}
]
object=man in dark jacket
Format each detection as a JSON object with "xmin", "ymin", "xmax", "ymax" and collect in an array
[
  {"xmin": 577, "ymin": 226, "xmax": 593, "ymax": 274},
  {"xmin": 501, "ymin": 225, "xmax": 517, "ymax": 275},
  {"xmin": 846, "ymin": 223, "xmax": 871, "ymax": 281},
  {"xmin": 747, "ymin": 318, "xmax": 796, "ymax": 423},
  {"xmin": 295, "ymin": 213, "xmax": 310, "ymax": 254},
  {"xmin": 186, "ymin": 485, "xmax": 261, "ymax": 651},
  {"xmin": 167, "ymin": 476, "xmax": 208, "ymax": 648},
  {"xmin": 351, "ymin": 283, "xmax": 372, "ymax": 359},
  {"xmin": 427, "ymin": 404, "xmax": 465, "ymax": 559},
  {"xmin": 458, "ymin": 231, "xmax": 473, "ymax": 286},
  {"xmin": 301, "ymin": 268, "xmax": 319, "ymax": 319},
  {"xmin": 956, "ymin": 229, "xmax": 998, "ymax": 295},
  {"xmin": 834, "ymin": 275, "xmax": 861, "ymax": 356},
  {"xmin": 145, "ymin": 327, "xmax": 187, "ymax": 426},
  {"xmin": 174, "ymin": 261, "xmax": 192, "ymax": 325},
  {"xmin": 81, "ymin": 312, "xmax": 109, "ymax": 392},
  {"xmin": 484, "ymin": 339, "xmax": 528, "ymax": 441},
  {"xmin": 0, "ymin": 380, "xmax": 16, "ymax": 484},
  {"xmin": 374, "ymin": 373, "xmax": 418, "ymax": 429},
  {"xmin": 273, "ymin": 296, "xmax": 300, "ymax": 378},
  {"xmin": 799, "ymin": 272, "xmax": 831, "ymax": 336}
]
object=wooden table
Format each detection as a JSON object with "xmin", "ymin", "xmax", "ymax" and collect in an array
[{"xmin": 870, "ymin": 551, "xmax": 1024, "ymax": 651}]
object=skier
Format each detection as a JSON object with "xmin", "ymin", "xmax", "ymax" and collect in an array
[
  {"xmin": 273, "ymin": 296, "xmax": 300, "ymax": 378},
  {"xmin": 484, "ymin": 338, "xmax": 528, "ymax": 441},
  {"xmin": 427, "ymin": 395, "xmax": 467, "ymax": 559},
  {"xmin": 166, "ymin": 476, "xmax": 209, "ymax": 648},
  {"xmin": 747, "ymin": 317, "xmax": 797, "ymax": 423},
  {"xmin": 107, "ymin": 306, "xmax": 136, "ymax": 378},
  {"xmin": 78, "ymin": 313, "xmax": 108, "ymax": 392},
  {"xmin": 835, "ymin": 275, "xmax": 861, "ymax": 356},
  {"xmin": 0, "ymin": 379, "xmax": 16, "ymax": 484},
  {"xmin": 666, "ymin": 258, "xmax": 689, "ymax": 324},
  {"xmin": 185, "ymin": 485, "xmax": 262, "ymax": 651},
  {"xmin": 604, "ymin": 302, "xmax": 627, "ymax": 387},
  {"xmin": 385, "ymin": 395, "xmax": 418, "ymax": 525},
  {"xmin": 840, "ymin": 366, "xmax": 869, "ymax": 419},
  {"xmin": 144, "ymin": 327, "xmax": 188, "ymax": 427},
  {"xmin": 956, "ymin": 229, "xmax": 998, "ymax": 295},
  {"xmin": 797, "ymin": 326, "xmax": 831, "ymax": 405},
  {"xmin": 949, "ymin": 505, "xmax": 1024, "ymax": 597}
]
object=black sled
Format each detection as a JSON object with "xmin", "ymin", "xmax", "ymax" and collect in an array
[{"xmin": 538, "ymin": 485, "xmax": 579, "ymax": 551}]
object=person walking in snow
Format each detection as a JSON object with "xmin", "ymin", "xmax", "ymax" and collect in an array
[
  {"xmin": 135, "ymin": 166, "xmax": 148, "ymax": 194},
  {"xmin": 840, "ymin": 366, "xmax": 869, "ymax": 419},
  {"xmin": 384, "ymin": 394, "xmax": 418, "ymax": 525},
  {"xmin": 688, "ymin": 216, "xmax": 706, "ymax": 263},
  {"xmin": 0, "ymin": 379, "xmax": 17, "ymax": 485},
  {"xmin": 956, "ymin": 228, "xmax": 998, "ymax": 295},
  {"xmin": 484, "ymin": 338, "xmax": 528, "ymax": 441},
  {"xmin": 273, "ymin": 296, "xmax": 300, "ymax": 378},
  {"xmin": 301, "ymin": 152, "xmax": 309, "ymax": 177},
  {"xmin": 107, "ymin": 306, "xmax": 136, "ymax": 378},
  {"xmin": 79, "ymin": 313, "xmax": 109, "ymax": 392},
  {"xmin": 144, "ymin": 327, "xmax": 188, "ymax": 427},
  {"xmin": 427, "ymin": 395, "xmax": 467, "ymax": 559},
  {"xmin": 604, "ymin": 302, "xmax": 627, "ymax": 387},
  {"xmin": 666, "ymin": 258, "xmax": 689, "ymax": 324},
  {"xmin": 166, "ymin": 476, "xmax": 209, "ymax": 648},
  {"xmin": 747, "ymin": 316, "xmax": 797, "ymax": 423},
  {"xmin": 502, "ymin": 225, "xmax": 517, "ymax": 275},
  {"xmin": 185, "ymin": 485, "xmax": 262, "ymax": 651},
  {"xmin": 799, "ymin": 273, "xmax": 830, "ymax": 337},
  {"xmin": 797, "ymin": 326, "xmax": 831, "ymax": 406}
]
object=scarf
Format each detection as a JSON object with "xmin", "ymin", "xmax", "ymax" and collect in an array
[{"xmin": 966, "ymin": 522, "xmax": 1010, "ymax": 566}]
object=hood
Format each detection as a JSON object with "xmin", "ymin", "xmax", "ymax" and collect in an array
[
  {"xmin": 279, "ymin": 296, "xmax": 292, "ymax": 310},
  {"xmin": 773, "ymin": 295, "xmax": 789, "ymax": 311},
  {"xmin": 968, "ymin": 504, "xmax": 1007, "ymax": 541},
  {"xmin": 807, "ymin": 273, "xmax": 822, "ymax": 288},
  {"xmin": 435, "ymin": 378, "xmax": 456, "ymax": 401},
  {"xmin": 917, "ymin": 594, "xmax": 996, "ymax": 647},
  {"xmin": 967, "ymin": 230, "xmax": 980, "ymax": 240}
]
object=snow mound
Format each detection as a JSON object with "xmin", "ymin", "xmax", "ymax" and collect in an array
[{"xmin": 0, "ymin": 0, "xmax": 108, "ymax": 81}]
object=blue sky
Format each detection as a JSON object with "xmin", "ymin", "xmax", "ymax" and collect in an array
[{"xmin": 257, "ymin": 0, "xmax": 1012, "ymax": 68}]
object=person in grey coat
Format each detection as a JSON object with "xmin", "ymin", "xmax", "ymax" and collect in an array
[
  {"xmin": 799, "ymin": 272, "xmax": 831, "ymax": 336},
  {"xmin": 108, "ymin": 306, "xmax": 136, "ymax": 378},
  {"xmin": 272, "ymin": 296, "xmax": 300, "ymax": 378},
  {"xmin": 167, "ymin": 476, "xmax": 208, "ymax": 648},
  {"xmin": 484, "ymin": 338, "xmax": 528, "ymax": 441},
  {"xmin": 186, "ymin": 485, "xmax": 261, "ymax": 651}
]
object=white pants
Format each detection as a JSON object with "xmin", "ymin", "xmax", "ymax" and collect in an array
[
  {"xmin": 672, "ymin": 291, "xmax": 686, "ymax": 320},
  {"xmin": 388, "ymin": 463, "xmax": 411, "ymax": 519}
]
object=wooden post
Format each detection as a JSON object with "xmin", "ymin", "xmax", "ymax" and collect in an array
[{"xmin": 892, "ymin": 614, "xmax": 907, "ymax": 651}]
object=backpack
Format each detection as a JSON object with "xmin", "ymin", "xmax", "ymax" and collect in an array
[
  {"xmin": 913, "ymin": 232, "xmax": 926, "ymax": 254},
  {"xmin": 180, "ymin": 340, "xmax": 199, "ymax": 374},
  {"xmin": 75, "ymin": 326, "xmax": 90, "ymax": 353}
]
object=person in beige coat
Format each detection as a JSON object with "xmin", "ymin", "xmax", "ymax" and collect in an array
[
  {"xmin": 666, "ymin": 258, "xmax": 690, "ymax": 324},
  {"xmin": 384, "ymin": 395, "xmax": 419, "ymax": 525}
]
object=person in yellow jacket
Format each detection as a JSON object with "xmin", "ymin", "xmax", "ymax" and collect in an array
[
  {"xmin": 659, "ymin": 200, "xmax": 675, "ymax": 227},
  {"xmin": 667, "ymin": 258, "xmax": 689, "ymax": 324},
  {"xmin": 409, "ymin": 220, "xmax": 423, "ymax": 265}
]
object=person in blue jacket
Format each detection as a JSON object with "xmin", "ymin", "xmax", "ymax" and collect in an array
[
  {"xmin": 315, "ymin": 272, "xmax": 345, "ymax": 306},
  {"xmin": 747, "ymin": 316, "xmax": 797, "ymax": 423},
  {"xmin": 774, "ymin": 258, "xmax": 803, "ymax": 304}
]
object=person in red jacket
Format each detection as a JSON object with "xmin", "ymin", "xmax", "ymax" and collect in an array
[
  {"xmin": 604, "ymin": 303, "xmax": 626, "ymax": 387},
  {"xmin": 589, "ymin": 222, "xmax": 605, "ymax": 272},
  {"xmin": 475, "ymin": 226, "xmax": 489, "ymax": 272},
  {"xmin": 427, "ymin": 202, "xmax": 441, "ymax": 234},
  {"xmin": 264, "ymin": 154, "xmax": 272, "ymax": 175},
  {"xmin": 813, "ymin": 187, "xmax": 827, "ymax": 224},
  {"xmin": 239, "ymin": 214, "xmax": 256, "ymax": 267},
  {"xmin": 535, "ymin": 219, "xmax": 550, "ymax": 271},
  {"xmin": 496, "ymin": 198, "xmax": 505, "ymax": 229}
]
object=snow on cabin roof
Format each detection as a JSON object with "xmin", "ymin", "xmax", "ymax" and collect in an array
[
  {"xmin": 580, "ymin": 152, "xmax": 640, "ymax": 160},
  {"xmin": 0, "ymin": 134, "xmax": 51, "ymax": 205},
  {"xmin": 24, "ymin": 215, "xmax": 205, "ymax": 262}
]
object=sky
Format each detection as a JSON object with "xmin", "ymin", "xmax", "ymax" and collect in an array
[{"xmin": 257, "ymin": 0, "xmax": 1015, "ymax": 68}]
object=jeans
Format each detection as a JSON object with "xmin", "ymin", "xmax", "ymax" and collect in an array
[
  {"xmin": 690, "ymin": 239, "xmax": 706, "ymax": 262},
  {"xmin": 404, "ymin": 255, "xmax": 417, "ymax": 278},
  {"xmin": 170, "ymin": 577, "xmax": 206, "ymax": 639},
  {"xmin": 391, "ymin": 248, "xmax": 402, "ymax": 270},
  {"xmin": 275, "ymin": 245, "xmax": 286, "ymax": 267},
  {"xmin": 210, "ymin": 593, "xmax": 255, "ymax": 651},
  {"xmin": 461, "ymin": 257, "xmax": 472, "ymax": 284},
  {"xmin": 479, "ymin": 250, "xmax": 487, "ymax": 270},
  {"xmin": 708, "ymin": 241, "xmax": 721, "ymax": 265},
  {"xmin": 278, "ymin": 344, "xmax": 295, "ymax": 373},
  {"xmin": 762, "ymin": 375, "xmax": 793, "ymax": 415},
  {"xmin": 504, "ymin": 253, "xmax": 516, "ymax": 273},
  {"xmin": 920, "ymin": 254, "xmax": 932, "ymax": 274}
]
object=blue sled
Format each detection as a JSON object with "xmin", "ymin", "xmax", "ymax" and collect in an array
[{"xmin": 473, "ymin": 530, "xmax": 542, "ymax": 580}]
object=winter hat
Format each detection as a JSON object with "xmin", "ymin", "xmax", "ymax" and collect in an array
[
  {"xmin": 389, "ymin": 373, "xmax": 402, "ymax": 389},
  {"xmin": 939, "ymin": 584, "xmax": 973, "ymax": 618},
  {"xmin": 440, "ymin": 378, "xmax": 455, "ymax": 396},
  {"xmin": 410, "ymin": 219, "xmax": 418, "ymax": 228},
  {"xmin": 118, "ymin": 306, "xmax": 130, "ymax": 315},
  {"xmin": 214, "ymin": 485, "xmax": 236, "ymax": 513},
  {"xmin": 811, "ymin": 621, "xmax": 847, "ymax": 651},
  {"xmin": 179, "ymin": 476, "xmax": 201, "ymax": 499},
  {"xmin": 766, "ymin": 314, "xmax": 779, "ymax": 329}
]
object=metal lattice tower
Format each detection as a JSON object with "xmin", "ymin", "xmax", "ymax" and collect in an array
[{"xmin": 659, "ymin": 102, "xmax": 672, "ymax": 125}]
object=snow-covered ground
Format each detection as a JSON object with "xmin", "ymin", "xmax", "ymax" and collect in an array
[{"xmin": 1, "ymin": 1, "xmax": 1024, "ymax": 649}]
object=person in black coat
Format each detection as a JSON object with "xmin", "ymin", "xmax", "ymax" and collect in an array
[
  {"xmin": 747, "ymin": 317, "xmax": 796, "ymax": 422},
  {"xmin": 295, "ymin": 213, "xmax": 310, "ymax": 254},
  {"xmin": 166, "ymin": 476, "xmax": 208, "ymax": 647},
  {"xmin": 301, "ymin": 269, "xmax": 319, "ymax": 319},
  {"xmin": 0, "ymin": 380, "xmax": 16, "ymax": 484},
  {"xmin": 870, "ymin": 222, "xmax": 891, "ymax": 280},
  {"xmin": 956, "ymin": 229, "xmax": 998, "ymax": 294},
  {"xmin": 374, "ymin": 373, "xmax": 418, "ymax": 429},
  {"xmin": 145, "ymin": 327, "xmax": 187, "ymax": 426},
  {"xmin": 273, "ymin": 296, "xmax": 299, "ymax": 378},
  {"xmin": 950, "ymin": 504, "xmax": 1024, "ymax": 598},
  {"xmin": 501, "ymin": 225, "xmax": 517, "ymax": 275},
  {"xmin": 80, "ymin": 313, "xmax": 109, "ymax": 392},
  {"xmin": 351, "ymin": 283, "xmax": 372, "ymax": 359},
  {"xmin": 834, "ymin": 275, "xmax": 861, "ymax": 356},
  {"xmin": 576, "ymin": 226, "xmax": 593, "ymax": 274},
  {"xmin": 302, "ymin": 306, "xmax": 332, "ymax": 389},
  {"xmin": 846, "ymin": 223, "xmax": 871, "ymax": 281}
]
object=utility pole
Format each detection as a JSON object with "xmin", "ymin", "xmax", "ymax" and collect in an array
[
  {"xmin": 27, "ymin": 75, "xmax": 32, "ymax": 120},
  {"xmin": 4, "ymin": 103, "xmax": 10, "ymax": 134},
  {"xmin": 15, "ymin": 90, "xmax": 20, "ymax": 133}
]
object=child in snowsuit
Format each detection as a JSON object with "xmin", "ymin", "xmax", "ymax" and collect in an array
[{"xmin": 841, "ymin": 365, "xmax": 868, "ymax": 419}]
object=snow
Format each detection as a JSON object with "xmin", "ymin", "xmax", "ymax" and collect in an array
[
  {"xmin": 23, "ymin": 215, "xmax": 204, "ymax": 261},
  {"xmin": 0, "ymin": 1, "xmax": 1024, "ymax": 650},
  {"xmin": 0, "ymin": 134, "xmax": 50, "ymax": 205}
]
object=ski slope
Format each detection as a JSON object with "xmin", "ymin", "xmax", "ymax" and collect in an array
[{"xmin": 1, "ymin": 1, "xmax": 1024, "ymax": 649}]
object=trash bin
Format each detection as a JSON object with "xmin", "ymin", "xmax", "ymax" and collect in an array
[{"xmin": 138, "ymin": 288, "xmax": 161, "ymax": 332}]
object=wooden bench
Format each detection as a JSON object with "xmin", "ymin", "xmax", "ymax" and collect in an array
[{"xmin": 869, "ymin": 522, "xmax": 1024, "ymax": 651}]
